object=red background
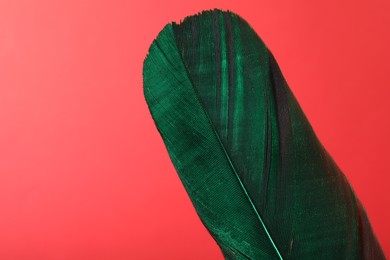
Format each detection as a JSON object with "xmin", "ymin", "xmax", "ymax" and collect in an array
[{"xmin": 0, "ymin": 1, "xmax": 389, "ymax": 259}]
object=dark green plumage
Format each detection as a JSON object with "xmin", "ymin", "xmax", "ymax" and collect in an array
[{"xmin": 143, "ymin": 9, "xmax": 385, "ymax": 259}]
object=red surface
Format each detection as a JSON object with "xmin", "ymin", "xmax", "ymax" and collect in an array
[{"xmin": 0, "ymin": 1, "xmax": 389, "ymax": 259}]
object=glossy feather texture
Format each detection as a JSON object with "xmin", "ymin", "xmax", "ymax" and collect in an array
[{"xmin": 143, "ymin": 9, "xmax": 385, "ymax": 259}]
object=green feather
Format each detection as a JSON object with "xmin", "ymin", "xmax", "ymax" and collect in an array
[{"xmin": 143, "ymin": 9, "xmax": 385, "ymax": 259}]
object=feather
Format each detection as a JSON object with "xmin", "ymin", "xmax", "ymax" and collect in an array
[{"xmin": 143, "ymin": 9, "xmax": 385, "ymax": 259}]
